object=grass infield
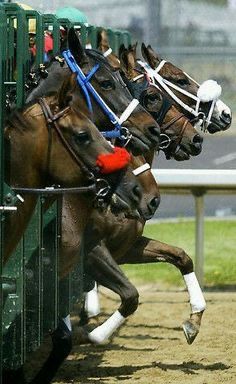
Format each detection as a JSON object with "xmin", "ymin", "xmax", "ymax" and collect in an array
[{"xmin": 122, "ymin": 219, "xmax": 236, "ymax": 289}]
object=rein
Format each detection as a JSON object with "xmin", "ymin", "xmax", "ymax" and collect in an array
[{"xmin": 62, "ymin": 49, "xmax": 138, "ymax": 141}]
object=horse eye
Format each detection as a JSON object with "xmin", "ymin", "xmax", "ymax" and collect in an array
[
  {"xmin": 73, "ymin": 131, "xmax": 91, "ymax": 146},
  {"xmin": 148, "ymin": 94, "xmax": 161, "ymax": 102},
  {"xmin": 100, "ymin": 80, "xmax": 114, "ymax": 90},
  {"xmin": 176, "ymin": 78, "xmax": 189, "ymax": 86}
]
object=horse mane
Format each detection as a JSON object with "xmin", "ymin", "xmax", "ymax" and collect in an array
[
  {"xmin": 6, "ymin": 108, "xmax": 32, "ymax": 132},
  {"xmin": 26, "ymin": 58, "xmax": 70, "ymax": 102},
  {"xmin": 86, "ymin": 48, "xmax": 117, "ymax": 72}
]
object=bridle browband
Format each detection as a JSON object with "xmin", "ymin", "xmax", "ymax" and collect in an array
[{"xmin": 62, "ymin": 49, "xmax": 139, "ymax": 142}]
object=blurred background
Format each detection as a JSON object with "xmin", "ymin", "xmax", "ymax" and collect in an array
[{"xmin": 2, "ymin": 0, "xmax": 236, "ymax": 218}]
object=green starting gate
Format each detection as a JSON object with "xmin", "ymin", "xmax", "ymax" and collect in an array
[{"xmin": 0, "ymin": 3, "xmax": 131, "ymax": 382}]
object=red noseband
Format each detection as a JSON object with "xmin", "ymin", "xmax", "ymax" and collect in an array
[{"xmin": 96, "ymin": 147, "xmax": 131, "ymax": 174}]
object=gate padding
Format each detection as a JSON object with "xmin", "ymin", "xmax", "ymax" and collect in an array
[{"xmin": 0, "ymin": 2, "xmax": 131, "ymax": 374}]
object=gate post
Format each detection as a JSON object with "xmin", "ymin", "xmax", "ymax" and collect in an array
[
  {"xmin": 0, "ymin": 7, "xmax": 7, "ymax": 384},
  {"xmin": 193, "ymin": 188, "xmax": 205, "ymax": 288}
]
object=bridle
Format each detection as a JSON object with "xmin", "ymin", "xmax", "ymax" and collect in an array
[
  {"xmin": 126, "ymin": 73, "xmax": 189, "ymax": 158},
  {"xmin": 62, "ymin": 49, "xmax": 140, "ymax": 143},
  {"xmin": 137, "ymin": 60, "xmax": 222, "ymax": 132},
  {"xmin": 13, "ymin": 97, "xmax": 112, "ymax": 206},
  {"xmin": 38, "ymin": 97, "xmax": 96, "ymax": 181}
]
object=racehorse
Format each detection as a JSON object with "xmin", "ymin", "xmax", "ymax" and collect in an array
[
  {"xmin": 20, "ymin": 34, "xmax": 205, "ymax": 384},
  {"xmin": 140, "ymin": 43, "xmax": 232, "ymax": 134},
  {"xmin": 3, "ymin": 73, "xmax": 144, "ymax": 265},
  {"xmin": 72, "ymin": 42, "xmax": 205, "ymax": 348},
  {"xmin": 27, "ymin": 28, "xmax": 161, "ymax": 156},
  {"xmin": 80, "ymin": 36, "xmax": 232, "ymax": 344}
]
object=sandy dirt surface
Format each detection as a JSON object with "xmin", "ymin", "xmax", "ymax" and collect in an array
[{"xmin": 52, "ymin": 286, "xmax": 236, "ymax": 384}]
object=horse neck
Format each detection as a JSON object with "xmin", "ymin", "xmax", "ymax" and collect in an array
[
  {"xmin": 3, "ymin": 195, "xmax": 38, "ymax": 264},
  {"xmin": 5, "ymin": 103, "xmax": 48, "ymax": 188},
  {"xmin": 144, "ymin": 150, "xmax": 155, "ymax": 166}
]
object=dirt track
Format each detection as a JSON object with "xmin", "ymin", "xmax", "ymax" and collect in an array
[{"xmin": 53, "ymin": 286, "xmax": 236, "ymax": 384}]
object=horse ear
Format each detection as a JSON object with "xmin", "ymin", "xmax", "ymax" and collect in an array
[
  {"xmin": 141, "ymin": 43, "xmax": 161, "ymax": 68},
  {"xmin": 68, "ymin": 27, "xmax": 87, "ymax": 64},
  {"xmin": 119, "ymin": 44, "xmax": 136, "ymax": 78},
  {"xmin": 97, "ymin": 29, "xmax": 109, "ymax": 52},
  {"xmin": 57, "ymin": 73, "xmax": 76, "ymax": 109},
  {"xmin": 129, "ymin": 42, "xmax": 138, "ymax": 54},
  {"xmin": 119, "ymin": 45, "xmax": 129, "ymax": 75}
]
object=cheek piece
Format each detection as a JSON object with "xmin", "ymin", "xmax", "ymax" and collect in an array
[{"xmin": 96, "ymin": 146, "xmax": 131, "ymax": 174}]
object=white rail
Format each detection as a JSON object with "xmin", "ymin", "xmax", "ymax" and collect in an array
[{"xmin": 152, "ymin": 169, "xmax": 236, "ymax": 286}]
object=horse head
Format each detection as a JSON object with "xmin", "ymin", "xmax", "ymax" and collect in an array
[
  {"xmin": 141, "ymin": 44, "xmax": 231, "ymax": 134},
  {"xmin": 66, "ymin": 28, "xmax": 160, "ymax": 156},
  {"xmin": 5, "ymin": 74, "xmax": 143, "ymax": 219},
  {"xmin": 119, "ymin": 44, "xmax": 203, "ymax": 161}
]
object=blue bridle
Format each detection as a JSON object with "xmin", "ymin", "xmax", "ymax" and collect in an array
[{"xmin": 62, "ymin": 49, "xmax": 138, "ymax": 139}]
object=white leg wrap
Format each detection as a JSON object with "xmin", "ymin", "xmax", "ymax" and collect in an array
[
  {"xmin": 62, "ymin": 315, "xmax": 72, "ymax": 331},
  {"xmin": 84, "ymin": 282, "xmax": 101, "ymax": 318},
  {"xmin": 183, "ymin": 272, "xmax": 206, "ymax": 313},
  {"xmin": 88, "ymin": 310, "xmax": 125, "ymax": 344}
]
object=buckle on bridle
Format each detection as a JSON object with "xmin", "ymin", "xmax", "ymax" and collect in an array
[
  {"xmin": 94, "ymin": 178, "xmax": 111, "ymax": 209},
  {"xmin": 159, "ymin": 133, "xmax": 171, "ymax": 150},
  {"xmin": 120, "ymin": 127, "xmax": 133, "ymax": 146},
  {"xmin": 95, "ymin": 178, "xmax": 111, "ymax": 198}
]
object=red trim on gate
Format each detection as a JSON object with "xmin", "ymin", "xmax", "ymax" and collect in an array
[{"xmin": 96, "ymin": 147, "xmax": 131, "ymax": 174}]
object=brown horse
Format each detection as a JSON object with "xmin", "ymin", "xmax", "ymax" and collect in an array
[
  {"xmin": 55, "ymin": 44, "xmax": 205, "ymax": 352},
  {"xmin": 71, "ymin": 43, "xmax": 205, "ymax": 347},
  {"xmin": 27, "ymin": 28, "xmax": 161, "ymax": 157},
  {"xmin": 3, "ymin": 73, "xmax": 142, "ymax": 265},
  {"xmin": 22, "ymin": 39, "xmax": 206, "ymax": 384},
  {"xmin": 140, "ymin": 43, "xmax": 232, "ymax": 134}
]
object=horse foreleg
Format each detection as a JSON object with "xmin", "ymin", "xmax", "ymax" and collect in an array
[
  {"xmin": 83, "ymin": 234, "xmax": 139, "ymax": 345},
  {"xmin": 119, "ymin": 236, "xmax": 206, "ymax": 344},
  {"xmin": 84, "ymin": 281, "xmax": 101, "ymax": 318},
  {"xmin": 30, "ymin": 316, "xmax": 72, "ymax": 384}
]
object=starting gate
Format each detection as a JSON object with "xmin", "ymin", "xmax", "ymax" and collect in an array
[{"xmin": 0, "ymin": 3, "xmax": 131, "ymax": 382}]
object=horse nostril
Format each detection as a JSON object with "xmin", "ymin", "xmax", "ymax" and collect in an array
[
  {"xmin": 192, "ymin": 134, "xmax": 203, "ymax": 145},
  {"xmin": 148, "ymin": 196, "xmax": 160, "ymax": 211},
  {"xmin": 147, "ymin": 196, "xmax": 160, "ymax": 216},
  {"xmin": 221, "ymin": 110, "xmax": 232, "ymax": 126},
  {"xmin": 222, "ymin": 110, "xmax": 231, "ymax": 119}
]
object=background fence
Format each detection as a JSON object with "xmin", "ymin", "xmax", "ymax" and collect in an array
[{"xmin": 153, "ymin": 168, "xmax": 236, "ymax": 286}]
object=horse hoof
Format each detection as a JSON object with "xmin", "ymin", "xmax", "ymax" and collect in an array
[{"xmin": 182, "ymin": 319, "xmax": 199, "ymax": 345}]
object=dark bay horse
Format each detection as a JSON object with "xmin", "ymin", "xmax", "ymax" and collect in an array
[
  {"xmin": 3, "ymin": 73, "xmax": 143, "ymax": 265},
  {"xmin": 72, "ymin": 43, "xmax": 205, "ymax": 347},
  {"xmin": 140, "ymin": 44, "xmax": 232, "ymax": 134},
  {"xmin": 27, "ymin": 28, "xmax": 161, "ymax": 156},
  {"xmin": 21, "ymin": 40, "xmax": 205, "ymax": 384}
]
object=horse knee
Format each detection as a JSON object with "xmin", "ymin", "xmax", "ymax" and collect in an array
[
  {"xmin": 177, "ymin": 249, "xmax": 193, "ymax": 274},
  {"xmin": 120, "ymin": 287, "xmax": 139, "ymax": 317}
]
